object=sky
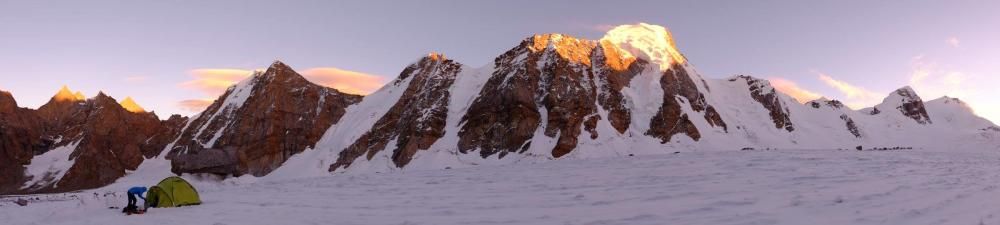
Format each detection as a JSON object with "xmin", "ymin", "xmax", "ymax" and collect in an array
[{"xmin": 1, "ymin": 0, "xmax": 998, "ymax": 122}]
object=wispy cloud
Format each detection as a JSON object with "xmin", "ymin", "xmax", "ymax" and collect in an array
[
  {"xmin": 815, "ymin": 72, "xmax": 883, "ymax": 108},
  {"xmin": 908, "ymin": 55, "xmax": 970, "ymax": 99},
  {"xmin": 302, "ymin": 68, "xmax": 387, "ymax": 95},
  {"xmin": 946, "ymin": 37, "xmax": 961, "ymax": 48},
  {"xmin": 182, "ymin": 69, "xmax": 257, "ymax": 96},
  {"xmin": 177, "ymin": 99, "xmax": 214, "ymax": 112},
  {"xmin": 177, "ymin": 66, "xmax": 385, "ymax": 112},
  {"xmin": 903, "ymin": 54, "xmax": 1000, "ymax": 122},
  {"xmin": 768, "ymin": 77, "xmax": 823, "ymax": 103}
]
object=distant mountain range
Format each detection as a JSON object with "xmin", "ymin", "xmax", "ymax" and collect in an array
[{"xmin": 2, "ymin": 23, "xmax": 997, "ymax": 194}]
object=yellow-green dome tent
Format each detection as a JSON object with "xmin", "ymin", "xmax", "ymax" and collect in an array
[{"xmin": 145, "ymin": 176, "xmax": 201, "ymax": 208}]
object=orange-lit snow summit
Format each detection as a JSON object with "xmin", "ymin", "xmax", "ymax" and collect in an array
[{"xmin": 600, "ymin": 23, "xmax": 688, "ymax": 69}]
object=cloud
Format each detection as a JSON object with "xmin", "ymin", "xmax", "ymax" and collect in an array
[
  {"xmin": 816, "ymin": 72, "xmax": 883, "ymax": 108},
  {"xmin": 904, "ymin": 55, "xmax": 1000, "ymax": 122},
  {"xmin": 177, "ymin": 99, "xmax": 214, "ymax": 112},
  {"xmin": 908, "ymin": 55, "xmax": 970, "ymax": 99},
  {"xmin": 301, "ymin": 68, "xmax": 387, "ymax": 95},
  {"xmin": 182, "ymin": 69, "xmax": 257, "ymax": 96},
  {"xmin": 177, "ymin": 66, "xmax": 385, "ymax": 112},
  {"xmin": 946, "ymin": 37, "xmax": 960, "ymax": 48},
  {"xmin": 768, "ymin": 77, "xmax": 823, "ymax": 103}
]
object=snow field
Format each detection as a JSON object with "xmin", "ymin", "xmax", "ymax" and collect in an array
[{"xmin": 5, "ymin": 149, "xmax": 1000, "ymax": 225}]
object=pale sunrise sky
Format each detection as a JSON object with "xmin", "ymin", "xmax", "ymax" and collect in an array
[{"xmin": 1, "ymin": 0, "xmax": 998, "ymax": 122}]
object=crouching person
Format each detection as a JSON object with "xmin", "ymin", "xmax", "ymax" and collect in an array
[{"xmin": 123, "ymin": 186, "xmax": 148, "ymax": 214}]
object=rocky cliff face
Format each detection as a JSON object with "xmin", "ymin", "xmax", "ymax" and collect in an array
[
  {"xmin": 0, "ymin": 91, "xmax": 47, "ymax": 194},
  {"xmin": 168, "ymin": 61, "xmax": 362, "ymax": 176},
  {"xmin": 646, "ymin": 63, "xmax": 728, "ymax": 143},
  {"xmin": 458, "ymin": 34, "xmax": 602, "ymax": 158},
  {"xmin": 592, "ymin": 40, "xmax": 646, "ymax": 134},
  {"xmin": 27, "ymin": 93, "xmax": 181, "ymax": 192},
  {"xmin": 330, "ymin": 54, "xmax": 461, "ymax": 171},
  {"xmin": 455, "ymin": 31, "xmax": 730, "ymax": 159}
]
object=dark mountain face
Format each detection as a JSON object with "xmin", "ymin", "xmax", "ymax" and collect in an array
[
  {"xmin": 4, "ymin": 89, "xmax": 186, "ymax": 194},
  {"xmin": 330, "ymin": 54, "xmax": 462, "ymax": 172},
  {"xmin": 168, "ymin": 61, "xmax": 362, "ymax": 177},
  {"xmin": 0, "ymin": 91, "xmax": 47, "ymax": 194},
  {"xmin": 455, "ymin": 34, "xmax": 729, "ymax": 159},
  {"xmin": 457, "ymin": 34, "xmax": 604, "ymax": 159}
]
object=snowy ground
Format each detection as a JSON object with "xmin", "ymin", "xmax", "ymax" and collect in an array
[{"xmin": 4, "ymin": 149, "xmax": 1000, "ymax": 225}]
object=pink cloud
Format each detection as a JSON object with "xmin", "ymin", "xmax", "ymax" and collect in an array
[
  {"xmin": 769, "ymin": 77, "xmax": 823, "ymax": 103},
  {"xmin": 816, "ymin": 72, "xmax": 882, "ymax": 108},
  {"xmin": 182, "ymin": 69, "xmax": 256, "ymax": 96},
  {"xmin": 301, "ymin": 68, "xmax": 387, "ymax": 95},
  {"xmin": 946, "ymin": 37, "xmax": 960, "ymax": 48},
  {"xmin": 177, "ymin": 99, "xmax": 214, "ymax": 112}
]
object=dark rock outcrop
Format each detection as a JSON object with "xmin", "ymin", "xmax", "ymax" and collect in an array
[
  {"xmin": 646, "ymin": 63, "xmax": 728, "ymax": 143},
  {"xmin": 893, "ymin": 87, "xmax": 932, "ymax": 124},
  {"xmin": 0, "ymin": 91, "xmax": 47, "ymax": 194},
  {"xmin": 731, "ymin": 75, "xmax": 794, "ymax": 132},
  {"xmin": 841, "ymin": 115, "xmax": 862, "ymax": 138}
]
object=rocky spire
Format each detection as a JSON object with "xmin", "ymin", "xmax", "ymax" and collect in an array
[
  {"xmin": 119, "ymin": 97, "xmax": 146, "ymax": 113},
  {"xmin": 51, "ymin": 85, "xmax": 85, "ymax": 102}
]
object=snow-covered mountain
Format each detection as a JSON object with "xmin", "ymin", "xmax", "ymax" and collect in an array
[
  {"xmin": 277, "ymin": 23, "xmax": 1000, "ymax": 177},
  {"xmin": 2, "ymin": 23, "xmax": 998, "ymax": 194}
]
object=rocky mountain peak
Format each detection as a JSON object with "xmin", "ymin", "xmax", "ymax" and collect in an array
[
  {"xmin": 260, "ymin": 60, "xmax": 310, "ymax": 85},
  {"xmin": 875, "ymin": 86, "xmax": 932, "ymax": 124},
  {"xmin": 119, "ymin": 97, "xmax": 146, "ymax": 113},
  {"xmin": 927, "ymin": 96, "xmax": 975, "ymax": 114},
  {"xmin": 935, "ymin": 96, "xmax": 966, "ymax": 105},
  {"xmin": 330, "ymin": 53, "xmax": 463, "ymax": 172},
  {"xmin": 524, "ymin": 33, "xmax": 596, "ymax": 66},
  {"xmin": 395, "ymin": 53, "xmax": 460, "ymax": 84},
  {"xmin": 169, "ymin": 61, "xmax": 363, "ymax": 177},
  {"xmin": 427, "ymin": 52, "xmax": 445, "ymax": 61},
  {"xmin": 0, "ymin": 90, "xmax": 17, "ymax": 112},
  {"xmin": 93, "ymin": 91, "xmax": 113, "ymax": 102},
  {"xmin": 51, "ymin": 85, "xmax": 86, "ymax": 102}
]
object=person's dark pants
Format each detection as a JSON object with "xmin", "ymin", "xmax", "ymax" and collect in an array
[{"xmin": 127, "ymin": 193, "xmax": 137, "ymax": 207}]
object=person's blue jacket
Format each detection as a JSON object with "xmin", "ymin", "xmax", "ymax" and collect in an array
[{"xmin": 128, "ymin": 186, "xmax": 147, "ymax": 200}]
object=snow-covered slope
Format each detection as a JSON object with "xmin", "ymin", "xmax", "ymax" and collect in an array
[{"xmin": 10, "ymin": 149, "xmax": 1000, "ymax": 225}]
